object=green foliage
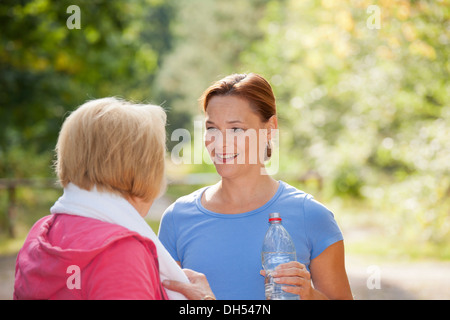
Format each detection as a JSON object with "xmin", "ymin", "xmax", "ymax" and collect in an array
[
  {"xmin": 240, "ymin": 0, "xmax": 450, "ymax": 246},
  {"xmin": 154, "ymin": 0, "xmax": 270, "ymax": 150},
  {"xmin": 0, "ymin": 0, "xmax": 174, "ymax": 177}
]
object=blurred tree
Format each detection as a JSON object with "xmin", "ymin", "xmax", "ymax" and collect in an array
[
  {"xmin": 241, "ymin": 0, "xmax": 450, "ymax": 245},
  {"xmin": 153, "ymin": 0, "xmax": 270, "ymax": 150},
  {"xmin": 0, "ymin": 0, "xmax": 174, "ymax": 177}
]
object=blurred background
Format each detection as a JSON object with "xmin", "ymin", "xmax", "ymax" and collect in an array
[{"xmin": 0, "ymin": 0, "xmax": 449, "ymax": 299}]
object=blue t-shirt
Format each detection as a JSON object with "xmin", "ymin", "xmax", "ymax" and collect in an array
[{"xmin": 158, "ymin": 181, "xmax": 343, "ymax": 300}]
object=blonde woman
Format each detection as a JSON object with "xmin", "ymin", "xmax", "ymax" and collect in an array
[
  {"xmin": 159, "ymin": 74, "xmax": 353, "ymax": 300},
  {"xmin": 14, "ymin": 97, "xmax": 214, "ymax": 300}
]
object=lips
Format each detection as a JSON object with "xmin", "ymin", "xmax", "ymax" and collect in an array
[{"xmin": 215, "ymin": 153, "xmax": 239, "ymax": 163}]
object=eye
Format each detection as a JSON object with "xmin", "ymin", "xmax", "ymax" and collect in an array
[
  {"xmin": 232, "ymin": 127, "xmax": 245, "ymax": 133},
  {"xmin": 206, "ymin": 127, "xmax": 218, "ymax": 131}
]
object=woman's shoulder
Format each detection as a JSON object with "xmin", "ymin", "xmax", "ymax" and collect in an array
[
  {"xmin": 278, "ymin": 180, "xmax": 311, "ymax": 203},
  {"xmin": 50, "ymin": 214, "xmax": 158, "ymax": 252},
  {"xmin": 176, "ymin": 186, "xmax": 207, "ymax": 203},
  {"xmin": 277, "ymin": 181, "xmax": 333, "ymax": 216},
  {"xmin": 163, "ymin": 186, "xmax": 208, "ymax": 215}
]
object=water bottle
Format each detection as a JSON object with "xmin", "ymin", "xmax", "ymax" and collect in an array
[{"xmin": 261, "ymin": 212, "xmax": 299, "ymax": 300}]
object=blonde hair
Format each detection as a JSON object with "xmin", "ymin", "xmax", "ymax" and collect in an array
[{"xmin": 55, "ymin": 97, "xmax": 167, "ymax": 202}]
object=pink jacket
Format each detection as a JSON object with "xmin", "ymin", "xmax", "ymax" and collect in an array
[{"xmin": 14, "ymin": 214, "xmax": 168, "ymax": 300}]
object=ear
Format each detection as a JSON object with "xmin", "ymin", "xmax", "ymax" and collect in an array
[{"xmin": 265, "ymin": 115, "xmax": 278, "ymax": 140}]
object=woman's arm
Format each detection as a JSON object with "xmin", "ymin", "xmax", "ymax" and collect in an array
[
  {"xmin": 309, "ymin": 240, "xmax": 353, "ymax": 300},
  {"xmin": 266, "ymin": 240, "xmax": 353, "ymax": 300},
  {"xmin": 163, "ymin": 269, "xmax": 216, "ymax": 300}
]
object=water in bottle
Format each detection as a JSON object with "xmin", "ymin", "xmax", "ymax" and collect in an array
[{"xmin": 261, "ymin": 212, "xmax": 299, "ymax": 300}]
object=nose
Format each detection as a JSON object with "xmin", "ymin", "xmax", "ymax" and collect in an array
[{"xmin": 205, "ymin": 129, "xmax": 236, "ymax": 154}]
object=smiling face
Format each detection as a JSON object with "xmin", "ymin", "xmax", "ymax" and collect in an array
[{"xmin": 204, "ymin": 95, "xmax": 276, "ymax": 179}]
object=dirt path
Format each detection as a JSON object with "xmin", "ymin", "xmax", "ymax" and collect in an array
[
  {"xmin": 345, "ymin": 255, "xmax": 450, "ymax": 299},
  {"xmin": 0, "ymin": 253, "xmax": 16, "ymax": 300}
]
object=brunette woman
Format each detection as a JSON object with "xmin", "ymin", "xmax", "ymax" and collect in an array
[{"xmin": 160, "ymin": 73, "xmax": 353, "ymax": 300}]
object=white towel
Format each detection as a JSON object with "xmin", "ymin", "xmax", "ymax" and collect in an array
[{"xmin": 50, "ymin": 183, "xmax": 188, "ymax": 300}]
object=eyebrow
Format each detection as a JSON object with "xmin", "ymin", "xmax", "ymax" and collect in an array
[{"xmin": 206, "ymin": 120, "xmax": 243, "ymax": 125}]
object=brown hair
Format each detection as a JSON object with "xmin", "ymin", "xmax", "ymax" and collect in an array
[{"xmin": 200, "ymin": 73, "xmax": 277, "ymax": 157}]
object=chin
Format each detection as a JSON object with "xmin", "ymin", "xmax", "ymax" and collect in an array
[
  {"xmin": 214, "ymin": 163, "xmax": 240, "ymax": 179},
  {"xmin": 214, "ymin": 163, "xmax": 262, "ymax": 180}
]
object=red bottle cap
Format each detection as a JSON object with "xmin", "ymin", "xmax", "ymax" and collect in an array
[{"xmin": 269, "ymin": 212, "xmax": 282, "ymax": 222}]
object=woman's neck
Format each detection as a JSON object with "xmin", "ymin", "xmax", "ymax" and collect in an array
[
  {"xmin": 204, "ymin": 171, "xmax": 279, "ymax": 214},
  {"xmin": 221, "ymin": 174, "xmax": 277, "ymax": 201}
]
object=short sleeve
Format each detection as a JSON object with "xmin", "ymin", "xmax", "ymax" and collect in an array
[
  {"xmin": 303, "ymin": 195, "xmax": 343, "ymax": 260},
  {"xmin": 158, "ymin": 204, "xmax": 180, "ymax": 262}
]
